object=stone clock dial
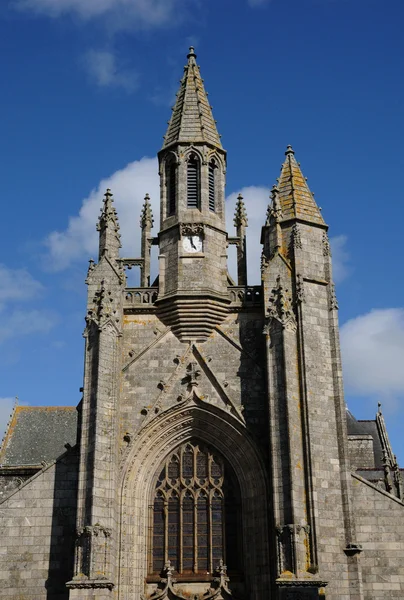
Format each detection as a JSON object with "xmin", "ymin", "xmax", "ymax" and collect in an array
[{"xmin": 182, "ymin": 235, "xmax": 203, "ymax": 253}]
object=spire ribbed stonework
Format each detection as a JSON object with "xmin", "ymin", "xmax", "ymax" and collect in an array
[
  {"xmin": 277, "ymin": 145, "xmax": 325, "ymax": 226},
  {"xmin": 162, "ymin": 47, "xmax": 222, "ymax": 150}
]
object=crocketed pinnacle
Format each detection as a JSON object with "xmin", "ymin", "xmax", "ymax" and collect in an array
[
  {"xmin": 162, "ymin": 47, "xmax": 222, "ymax": 150},
  {"xmin": 266, "ymin": 184, "xmax": 282, "ymax": 225},
  {"xmin": 140, "ymin": 193, "xmax": 154, "ymax": 229},
  {"xmin": 277, "ymin": 146, "xmax": 325, "ymax": 226},
  {"xmin": 233, "ymin": 194, "xmax": 248, "ymax": 228},
  {"xmin": 97, "ymin": 188, "xmax": 121, "ymax": 259},
  {"xmin": 97, "ymin": 189, "xmax": 120, "ymax": 231}
]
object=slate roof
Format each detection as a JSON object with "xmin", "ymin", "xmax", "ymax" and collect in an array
[
  {"xmin": 347, "ymin": 410, "xmax": 384, "ymax": 468},
  {"xmin": 277, "ymin": 146, "xmax": 326, "ymax": 226},
  {"xmin": 0, "ymin": 406, "xmax": 77, "ymax": 467},
  {"xmin": 162, "ymin": 47, "xmax": 222, "ymax": 150}
]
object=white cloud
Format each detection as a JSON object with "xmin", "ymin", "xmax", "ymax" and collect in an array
[
  {"xmin": 14, "ymin": 0, "xmax": 189, "ymax": 29},
  {"xmin": 83, "ymin": 49, "xmax": 139, "ymax": 92},
  {"xmin": 44, "ymin": 157, "xmax": 160, "ymax": 271},
  {"xmin": 0, "ymin": 309, "xmax": 57, "ymax": 344},
  {"xmin": 330, "ymin": 234, "xmax": 350, "ymax": 283},
  {"xmin": 0, "ymin": 397, "xmax": 15, "ymax": 442},
  {"xmin": 0, "ymin": 264, "xmax": 43, "ymax": 309},
  {"xmin": 340, "ymin": 308, "xmax": 404, "ymax": 409},
  {"xmin": 0, "ymin": 264, "xmax": 56, "ymax": 347}
]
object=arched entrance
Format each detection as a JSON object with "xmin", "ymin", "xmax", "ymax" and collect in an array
[{"xmin": 118, "ymin": 401, "xmax": 271, "ymax": 600}]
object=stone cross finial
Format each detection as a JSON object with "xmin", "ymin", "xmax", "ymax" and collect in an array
[{"xmin": 186, "ymin": 361, "xmax": 201, "ymax": 387}]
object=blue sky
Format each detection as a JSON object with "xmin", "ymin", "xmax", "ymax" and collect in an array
[{"xmin": 0, "ymin": 0, "xmax": 403, "ymax": 460}]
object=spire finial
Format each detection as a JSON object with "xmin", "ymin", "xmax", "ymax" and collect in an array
[
  {"xmin": 140, "ymin": 193, "xmax": 154, "ymax": 229},
  {"xmin": 285, "ymin": 145, "xmax": 295, "ymax": 155},
  {"xmin": 96, "ymin": 187, "xmax": 121, "ymax": 259},
  {"xmin": 234, "ymin": 193, "xmax": 248, "ymax": 228},
  {"xmin": 187, "ymin": 46, "xmax": 196, "ymax": 59}
]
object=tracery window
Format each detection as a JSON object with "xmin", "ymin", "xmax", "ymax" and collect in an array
[
  {"xmin": 149, "ymin": 441, "xmax": 241, "ymax": 577},
  {"xmin": 208, "ymin": 159, "xmax": 216, "ymax": 212},
  {"xmin": 187, "ymin": 154, "xmax": 200, "ymax": 209}
]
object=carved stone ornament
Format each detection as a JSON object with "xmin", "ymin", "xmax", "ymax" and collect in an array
[
  {"xmin": 184, "ymin": 361, "xmax": 201, "ymax": 388},
  {"xmin": 296, "ymin": 274, "xmax": 305, "ymax": 304},
  {"xmin": 260, "ymin": 252, "xmax": 270, "ymax": 275},
  {"xmin": 322, "ymin": 231, "xmax": 331, "ymax": 257},
  {"xmin": 329, "ymin": 283, "xmax": 339, "ymax": 311},
  {"xmin": 181, "ymin": 223, "xmax": 204, "ymax": 237},
  {"xmin": 144, "ymin": 560, "xmax": 240, "ymax": 600},
  {"xmin": 290, "ymin": 224, "xmax": 302, "ymax": 250},
  {"xmin": 76, "ymin": 523, "xmax": 112, "ymax": 538},
  {"xmin": 266, "ymin": 276, "xmax": 297, "ymax": 331}
]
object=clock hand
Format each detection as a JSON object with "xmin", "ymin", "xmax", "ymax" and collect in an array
[{"xmin": 190, "ymin": 236, "xmax": 196, "ymax": 249}]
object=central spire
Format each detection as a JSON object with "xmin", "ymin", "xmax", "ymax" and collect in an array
[{"xmin": 162, "ymin": 47, "xmax": 222, "ymax": 150}]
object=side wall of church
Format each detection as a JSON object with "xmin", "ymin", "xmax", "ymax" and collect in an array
[
  {"xmin": 351, "ymin": 474, "xmax": 404, "ymax": 599},
  {"xmin": 0, "ymin": 451, "xmax": 78, "ymax": 600}
]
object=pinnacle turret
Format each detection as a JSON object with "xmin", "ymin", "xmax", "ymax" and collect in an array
[
  {"xmin": 162, "ymin": 47, "xmax": 222, "ymax": 150},
  {"xmin": 140, "ymin": 193, "xmax": 154, "ymax": 229},
  {"xmin": 233, "ymin": 193, "xmax": 248, "ymax": 286},
  {"xmin": 233, "ymin": 193, "xmax": 248, "ymax": 228},
  {"xmin": 277, "ymin": 146, "xmax": 325, "ymax": 226},
  {"xmin": 96, "ymin": 188, "xmax": 121, "ymax": 260}
]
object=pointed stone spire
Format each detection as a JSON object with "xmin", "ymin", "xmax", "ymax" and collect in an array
[
  {"xmin": 96, "ymin": 188, "xmax": 121, "ymax": 260},
  {"xmin": 234, "ymin": 194, "xmax": 248, "ymax": 286},
  {"xmin": 162, "ymin": 47, "xmax": 222, "ymax": 149},
  {"xmin": 140, "ymin": 193, "xmax": 153, "ymax": 287},
  {"xmin": 277, "ymin": 145, "xmax": 326, "ymax": 226}
]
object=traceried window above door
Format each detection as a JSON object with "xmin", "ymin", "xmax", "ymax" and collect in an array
[{"xmin": 149, "ymin": 440, "xmax": 241, "ymax": 578}]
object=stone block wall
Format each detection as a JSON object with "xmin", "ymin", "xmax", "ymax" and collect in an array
[
  {"xmin": 0, "ymin": 450, "xmax": 78, "ymax": 599},
  {"xmin": 351, "ymin": 473, "xmax": 404, "ymax": 599},
  {"xmin": 348, "ymin": 435, "xmax": 375, "ymax": 469}
]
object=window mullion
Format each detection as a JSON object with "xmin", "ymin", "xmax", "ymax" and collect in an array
[
  {"xmin": 164, "ymin": 499, "xmax": 168, "ymax": 565},
  {"xmin": 208, "ymin": 491, "xmax": 213, "ymax": 574},
  {"xmin": 179, "ymin": 493, "xmax": 183, "ymax": 574},
  {"xmin": 193, "ymin": 495, "xmax": 198, "ymax": 573}
]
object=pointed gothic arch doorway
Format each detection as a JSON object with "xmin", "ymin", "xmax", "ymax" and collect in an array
[{"xmin": 119, "ymin": 403, "xmax": 271, "ymax": 600}]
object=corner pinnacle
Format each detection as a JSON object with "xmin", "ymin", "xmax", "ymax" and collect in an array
[{"xmin": 234, "ymin": 193, "xmax": 248, "ymax": 228}]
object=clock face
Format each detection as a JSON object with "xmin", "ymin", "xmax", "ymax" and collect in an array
[{"xmin": 182, "ymin": 235, "xmax": 203, "ymax": 253}]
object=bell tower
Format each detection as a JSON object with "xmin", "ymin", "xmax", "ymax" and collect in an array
[{"xmin": 156, "ymin": 47, "xmax": 230, "ymax": 341}]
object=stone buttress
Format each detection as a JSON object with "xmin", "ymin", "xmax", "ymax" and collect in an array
[
  {"xmin": 67, "ymin": 189, "xmax": 124, "ymax": 598},
  {"xmin": 261, "ymin": 147, "xmax": 364, "ymax": 599}
]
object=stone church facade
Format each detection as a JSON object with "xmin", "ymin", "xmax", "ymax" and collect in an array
[{"xmin": 1, "ymin": 47, "xmax": 404, "ymax": 600}]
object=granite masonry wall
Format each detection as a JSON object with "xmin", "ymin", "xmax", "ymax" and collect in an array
[
  {"xmin": 0, "ymin": 450, "xmax": 78, "ymax": 599},
  {"xmin": 352, "ymin": 473, "xmax": 404, "ymax": 599}
]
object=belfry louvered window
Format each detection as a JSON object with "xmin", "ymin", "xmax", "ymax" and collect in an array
[
  {"xmin": 149, "ymin": 441, "xmax": 241, "ymax": 577},
  {"xmin": 208, "ymin": 160, "xmax": 216, "ymax": 212},
  {"xmin": 187, "ymin": 154, "xmax": 200, "ymax": 208},
  {"xmin": 166, "ymin": 161, "xmax": 176, "ymax": 215}
]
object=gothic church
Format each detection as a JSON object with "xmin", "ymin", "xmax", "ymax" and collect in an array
[{"xmin": 1, "ymin": 47, "xmax": 404, "ymax": 600}]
